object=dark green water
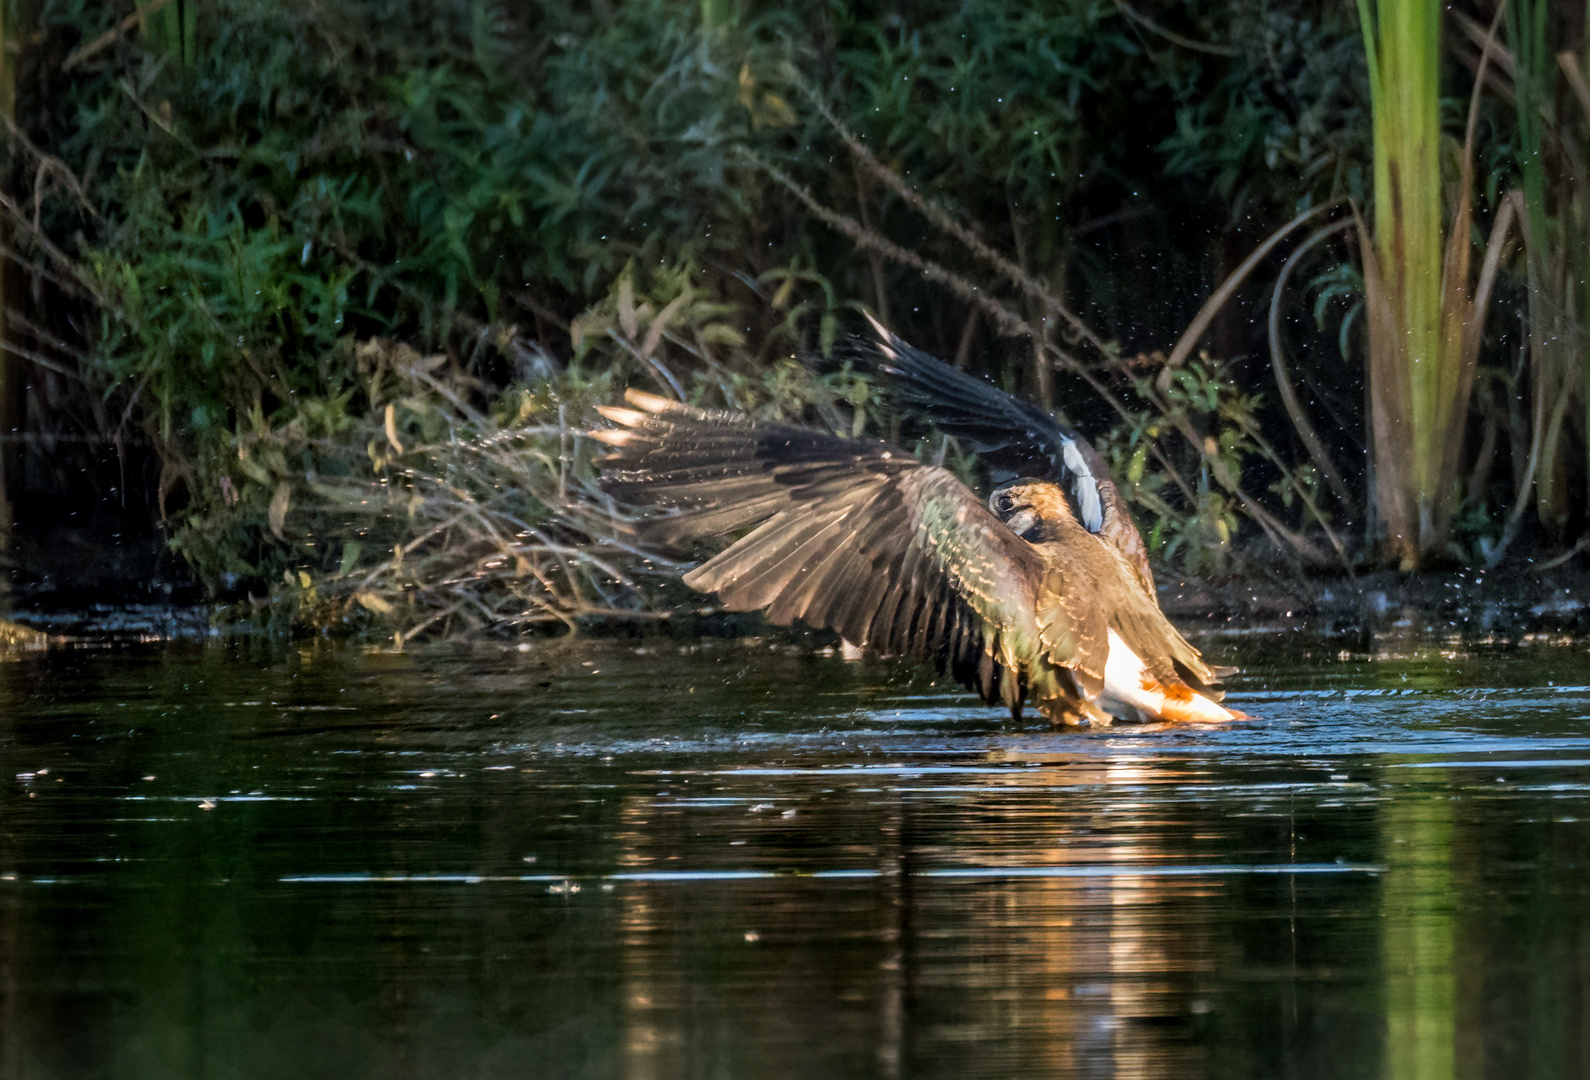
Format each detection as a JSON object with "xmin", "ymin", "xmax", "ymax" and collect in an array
[{"xmin": 4, "ymin": 629, "xmax": 1590, "ymax": 1079}]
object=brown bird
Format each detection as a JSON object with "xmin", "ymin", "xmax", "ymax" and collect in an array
[
  {"xmin": 595, "ymin": 388, "xmax": 1238, "ymax": 726},
  {"xmin": 849, "ymin": 314, "xmax": 1154, "ymax": 590}
]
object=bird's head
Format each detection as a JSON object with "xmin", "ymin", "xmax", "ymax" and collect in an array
[{"xmin": 989, "ymin": 478, "xmax": 1076, "ymax": 543}]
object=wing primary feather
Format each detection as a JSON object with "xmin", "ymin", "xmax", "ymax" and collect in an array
[
  {"xmin": 867, "ymin": 544, "xmax": 924, "ymax": 656},
  {"xmin": 595, "ymin": 386, "xmax": 1231, "ymax": 725},
  {"xmin": 690, "ymin": 501, "xmax": 866, "ymax": 612},
  {"xmin": 796, "ymin": 496, "xmax": 904, "ymax": 633},
  {"xmin": 762, "ymin": 501, "xmax": 883, "ymax": 626}
]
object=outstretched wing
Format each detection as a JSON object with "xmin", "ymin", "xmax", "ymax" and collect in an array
[
  {"xmin": 594, "ymin": 390, "xmax": 1097, "ymax": 716},
  {"xmin": 850, "ymin": 315, "xmax": 1153, "ymax": 589}
]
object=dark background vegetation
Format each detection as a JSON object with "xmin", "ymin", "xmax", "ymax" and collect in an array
[{"xmin": 0, "ymin": 0, "xmax": 1580, "ymax": 637}]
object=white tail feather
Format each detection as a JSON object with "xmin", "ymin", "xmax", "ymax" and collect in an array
[
  {"xmin": 1057, "ymin": 437, "xmax": 1104, "ymax": 533},
  {"xmin": 1100, "ymin": 629, "xmax": 1236, "ymax": 723}
]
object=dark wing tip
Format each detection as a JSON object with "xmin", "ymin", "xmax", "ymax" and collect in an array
[{"xmin": 593, "ymin": 391, "xmax": 1074, "ymax": 719}]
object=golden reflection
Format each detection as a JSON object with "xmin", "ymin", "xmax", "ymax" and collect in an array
[{"xmin": 611, "ymin": 748, "xmax": 1245, "ymax": 1079}]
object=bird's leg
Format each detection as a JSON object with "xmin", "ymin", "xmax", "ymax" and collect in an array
[{"xmin": 1040, "ymin": 696, "xmax": 1113, "ymax": 727}]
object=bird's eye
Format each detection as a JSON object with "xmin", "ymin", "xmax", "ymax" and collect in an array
[{"xmin": 992, "ymin": 493, "xmax": 1013, "ymax": 513}]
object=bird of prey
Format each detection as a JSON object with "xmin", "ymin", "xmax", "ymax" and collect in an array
[
  {"xmin": 595, "ymin": 371, "xmax": 1238, "ymax": 726},
  {"xmin": 848, "ymin": 313, "xmax": 1154, "ymax": 591}
]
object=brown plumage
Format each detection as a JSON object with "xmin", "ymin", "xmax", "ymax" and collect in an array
[
  {"xmin": 987, "ymin": 477, "xmax": 1234, "ymax": 723},
  {"xmin": 849, "ymin": 315, "xmax": 1154, "ymax": 590},
  {"xmin": 595, "ymin": 389, "xmax": 1238, "ymax": 726}
]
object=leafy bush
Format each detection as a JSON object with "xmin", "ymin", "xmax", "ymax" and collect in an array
[
  {"xmin": 21, "ymin": 0, "xmax": 1517, "ymax": 630},
  {"xmin": 36, "ymin": 0, "xmax": 808, "ymax": 602}
]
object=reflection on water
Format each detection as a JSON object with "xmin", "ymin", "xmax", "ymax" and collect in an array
[{"xmin": 3, "ymin": 631, "xmax": 1590, "ymax": 1078}]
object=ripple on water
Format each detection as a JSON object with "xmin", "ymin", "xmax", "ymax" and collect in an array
[{"xmin": 5, "ymin": 633, "xmax": 1590, "ymax": 1079}]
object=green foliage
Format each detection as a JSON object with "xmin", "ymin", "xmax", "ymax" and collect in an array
[
  {"xmin": 34, "ymin": 0, "xmax": 1588, "ymax": 623},
  {"xmin": 1104, "ymin": 355, "xmax": 1262, "ymax": 577},
  {"xmin": 40, "ymin": 0, "xmax": 819, "ymax": 599},
  {"xmin": 55, "ymin": 0, "xmax": 803, "ymax": 404},
  {"xmin": 1503, "ymin": 0, "xmax": 1590, "ymax": 544},
  {"xmin": 175, "ymin": 338, "xmax": 644, "ymax": 638},
  {"xmin": 1161, "ymin": 5, "xmax": 1369, "ymax": 218},
  {"xmin": 569, "ymin": 256, "xmax": 872, "ymax": 429},
  {"xmin": 71, "ymin": 0, "xmax": 606, "ymax": 406}
]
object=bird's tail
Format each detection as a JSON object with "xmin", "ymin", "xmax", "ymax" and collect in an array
[{"xmin": 1101, "ymin": 629, "xmax": 1244, "ymax": 723}]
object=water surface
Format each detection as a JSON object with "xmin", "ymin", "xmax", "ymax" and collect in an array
[{"xmin": 4, "ymin": 628, "xmax": 1590, "ymax": 1078}]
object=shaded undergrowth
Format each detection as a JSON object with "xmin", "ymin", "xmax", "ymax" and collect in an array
[{"xmin": 8, "ymin": 0, "xmax": 1587, "ymax": 639}]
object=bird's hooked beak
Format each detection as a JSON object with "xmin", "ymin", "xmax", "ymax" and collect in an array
[{"xmin": 1002, "ymin": 507, "xmax": 1043, "ymax": 541}]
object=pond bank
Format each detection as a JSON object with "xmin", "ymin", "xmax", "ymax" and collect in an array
[
  {"xmin": 1161, "ymin": 561, "xmax": 1590, "ymax": 640},
  {"xmin": 3, "ymin": 563, "xmax": 1589, "ymax": 651},
  {"xmin": 4, "ymin": 501, "xmax": 1590, "ymax": 646}
]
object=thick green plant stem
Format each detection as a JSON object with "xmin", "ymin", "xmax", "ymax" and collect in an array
[
  {"xmin": 1357, "ymin": 0, "xmax": 1507, "ymax": 567},
  {"xmin": 1512, "ymin": 0, "xmax": 1584, "ymax": 542},
  {"xmin": 144, "ymin": 0, "xmax": 194, "ymax": 66},
  {"xmin": 1358, "ymin": 0, "xmax": 1443, "ymax": 566}
]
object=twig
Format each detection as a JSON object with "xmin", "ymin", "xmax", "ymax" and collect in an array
[
  {"xmin": 1537, "ymin": 533, "xmax": 1590, "ymax": 571},
  {"xmin": 1485, "ymin": 304, "xmax": 1555, "ymax": 571},
  {"xmin": 747, "ymin": 150, "xmax": 1038, "ymax": 341},
  {"xmin": 1267, "ymin": 218, "xmax": 1356, "ymax": 512},
  {"xmin": 791, "ymin": 83, "xmax": 1115, "ymax": 358},
  {"xmin": 1111, "ymin": 0, "xmax": 1241, "ymax": 56},
  {"xmin": 1168, "ymin": 202, "xmax": 1340, "ymax": 370},
  {"xmin": 62, "ymin": 0, "xmax": 178, "ymax": 71}
]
